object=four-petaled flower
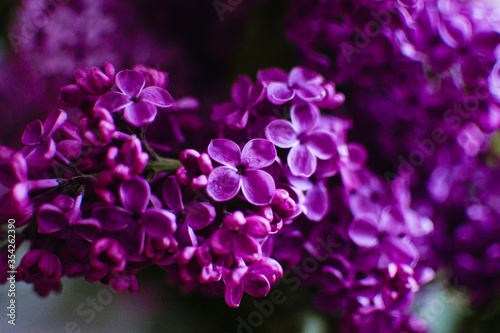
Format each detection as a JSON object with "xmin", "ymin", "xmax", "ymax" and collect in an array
[
  {"xmin": 21, "ymin": 110, "xmax": 67, "ymax": 162},
  {"xmin": 95, "ymin": 70, "xmax": 174, "ymax": 127},
  {"xmin": 207, "ymin": 138, "xmax": 277, "ymax": 206},
  {"xmin": 92, "ymin": 177, "xmax": 177, "ymax": 256},
  {"xmin": 212, "ymin": 75, "xmax": 265, "ymax": 129},
  {"xmin": 266, "ymin": 103, "xmax": 337, "ymax": 177},
  {"xmin": 257, "ymin": 67, "xmax": 326, "ymax": 105}
]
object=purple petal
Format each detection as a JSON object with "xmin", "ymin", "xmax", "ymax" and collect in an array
[
  {"xmin": 291, "ymin": 103, "xmax": 320, "ymax": 134},
  {"xmin": 241, "ymin": 139, "xmax": 277, "ymax": 170},
  {"xmin": 288, "ymin": 67, "xmax": 324, "ymax": 87},
  {"xmin": 123, "ymin": 101, "xmax": 157, "ymax": 127},
  {"xmin": 212, "ymin": 102, "xmax": 239, "ymax": 121},
  {"xmin": 235, "ymin": 234, "xmax": 261, "ymax": 262},
  {"xmin": 92, "ymin": 205, "xmax": 133, "ymax": 232},
  {"xmin": 244, "ymin": 215, "xmax": 271, "ymax": 238},
  {"xmin": 379, "ymin": 206, "xmax": 406, "ymax": 235},
  {"xmin": 295, "ymin": 84, "xmax": 326, "ymax": 102},
  {"xmin": 119, "ymin": 223, "xmax": 145, "ymax": 256},
  {"xmin": 212, "ymin": 229, "xmax": 234, "ymax": 254},
  {"xmin": 231, "ymin": 76, "xmax": 253, "ymax": 107},
  {"xmin": 73, "ymin": 218, "xmax": 102, "ymax": 242},
  {"xmin": 43, "ymin": 110, "xmax": 67, "ymax": 139},
  {"xmin": 184, "ymin": 202, "xmax": 216, "ymax": 230},
  {"xmin": 37, "ymin": 204, "xmax": 68, "ymax": 234},
  {"xmin": 207, "ymin": 139, "xmax": 241, "ymax": 167},
  {"xmin": 57, "ymin": 140, "xmax": 82, "ymax": 161},
  {"xmin": 224, "ymin": 278, "xmax": 244, "ymax": 308},
  {"xmin": 265, "ymin": 120, "xmax": 298, "ymax": 148},
  {"xmin": 257, "ymin": 68, "xmax": 288, "ymax": 83},
  {"xmin": 382, "ymin": 237, "xmax": 419, "ymax": 266},
  {"xmin": 243, "ymin": 272, "xmax": 271, "ymax": 297},
  {"xmin": 139, "ymin": 86, "xmax": 174, "ymax": 108},
  {"xmin": 207, "ymin": 166, "xmax": 241, "ymax": 202},
  {"xmin": 304, "ymin": 182, "xmax": 329, "ymax": 221},
  {"xmin": 226, "ymin": 109, "xmax": 250, "ymax": 130},
  {"xmin": 306, "ymin": 131, "xmax": 337, "ymax": 159},
  {"xmin": 94, "ymin": 92, "xmax": 132, "ymax": 113},
  {"xmin": 22, "ymin": 120, "xmax": 43, "ymax": 145},
  {"xmin": 116, "ymin": 70, "xmax": 145, "ymax": 98},
  {"xmin": 267, "ymin": 82, "xmax": 294, "ymax": 105},
  {"xmin": 162, "ymin": 176, "xmax": 184, "ymax": 213},
  {"xmin": 241, "ymin": 170, "xmax": 275, "ymax": 206},
  {"xmin": 142, "ymin": 208, "xmax": 177, "ymax": 238},
  {"xmin": 119, "ymin": 177, "xmax": 150, "ymax": 214},
  {"xmin": 346, "ymin": 143, "xmax": 367, "ymax": 170},
  {"xmin": 288, "ymin": 144, "xmax": 317, "ymax": 177},
  {"xmin": 348, "ymin": 216, "xmax": 379, "ymax": 248},
  {"xmin": 25, "ymin": 139, "xmax": 56, "ymax": 161}
]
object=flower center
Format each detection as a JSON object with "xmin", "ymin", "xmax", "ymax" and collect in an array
[{"xmin": 236, "ymin": 165, "xmax": 246, "ymax": 176}]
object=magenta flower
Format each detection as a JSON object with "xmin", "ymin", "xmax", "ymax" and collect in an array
[
  {"xmin": 36, "ymin": 194, "xmax": 102, "ymax": 243},
  {"xmin": 212, "ymin": 75, "xmax": 265, "ymax": 129},
  {"xmin": 176, "ymin": 149, "xmax": 213, "ymax": 191},
  {"xmin": 348, "ymin": 206, "xmax": 419, "ymax": 268},
  {"xmin": 223, "ymin": 257, "xmax": 283, "ymax": 307},
  {"xmin": 206, "ymin": 138, "xmax": 277, "ymax": 205},
  {"xmin": 257, "ymin": 66, "xmax": 325, "ymax": 105},
  {"xmin": 265, "ymin": 103, "xmax": 337, "ymax": 177},
  {"xmin": 95, "ymin": 70, "xmax": 174, "ymax": 127},
  {"xmin": 105, "ymin": 137, "xmax": 149, "ymax": 181},
  {"xmin": 92, "ymin": 177, "xmax": 177, "ymax": 256},
  {"xmin": 85, "ymin": 238, "xmax": 127, "ymax": 283},
  {"xmin": 162, "ymin": 175, "xmax": 216, "ymax": 231},
  {"xmin": 211, "ymin": 211, "xmax": 271, "ymax": 263},
  {"xmin": 74, "ymin": 62, "xmax": 116, "ymax": 96},
  {"xmin": 21, "ymin": 110, "xmax": 67, "ymax": 162}
]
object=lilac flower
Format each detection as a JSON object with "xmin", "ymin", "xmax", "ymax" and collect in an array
[
  {"xmin": 265, "ymin": 103, "xmax": 337, "ymax": 177},
  {"xmin": 95, "ymin": 70, "xmax": 174, "ymax": 127},
  {"xmin": 257, "ymin": 67, "xmax": 326, "ymax": 105},
  {"xmin": 79, "ymin": 107, "xmax": 118, "ymax": 146},
  {"xmin": 36, "ymin": 194, "xmax": 101, "ymax": 243},
  {"xmin": 348, "ymin": 206, "xmax": 419, "ymax": 268},
  {"xmin": 176, "ymin": 149, "xmax": 213, "ymax": 190},
  {"xmin": 105, "ymin": 137, "xmax": 149, "ymax": 181},
  {"xmin": 163, "ymin": 175, "xmax": 216, "ymax": 231},
  {"xmin": 73, "ymin": 62, "xmax": 115, "ymax": 96},
  {"xmin": 21, "ymin": 110, "xmax": 67, "ymax": 162},
  {"xmin": 207, "ymin": 139, "xmax": 277, "ymax": 205},
  {"xmin": 211, "ymin": 211, "xmax": 271, "ymax": 263},
  {"xmin": 17, "ymin": 250, "xmax": 62, "ymax": 285},
  {"xmin": 85, "ymin": 238, "xmax": 126, "ymax": 283},
  {"xmin": 177, "ymin": 244, "xmax": 223, "ymax": 283},
  {"xmin": 223, "ymin": 257, "xmax": 283, "ymax": 307},
  {"xmin": 92, "ymin": 177, "xmax": 177, "ymax": 256},
  {"xmin": 212, "ymin": 75, "xmax": 265, "ymax": 129}
]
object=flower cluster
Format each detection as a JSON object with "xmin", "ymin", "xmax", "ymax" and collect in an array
[
  {"xmin": 286, "ymin": 0, "xmax": 500, "ymax": 308},
  {"xmin": 1, "ymin": 63, "xmax": 435, "ymax": 332}
]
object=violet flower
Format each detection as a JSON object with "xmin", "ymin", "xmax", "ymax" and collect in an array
[
  {"xmin": 105, "ymin": 137, "xmax": 149, "ymax": 181},
  {"xmin": 223, "ymin": 257, "xmax": 283, "ymax": 307},
  {"xmin": 257, "ymin": 67, "xmax": 326, "ymax": 105},
  {"xmin": 212, "ymin": 75, "xmax": 265, "ymax": 129},
  {"xmin": 348, "ymin": 206, "xmax": 419, "ymax": 268},
  {"xmin": 20, "ymin": 110, "xmax": 67, "ymax": 162},
  {"xmin": 85, "ymin": 238, "xmax": 126, "ymax": 283},
  {"xmin": 206, "ymin": 138, "xmax": 277, "ymax": 205},
  {"xmin": 176, "ymin": 149, "xmax": 213, "ymax": 191},
  {"xmin": 92, "ymin": 177, "xmax": 177, "ymax": 256},
  {"xmin": 265, "ymin": 103, "xmax": 337, "ymax": 177},
  {"xmin": 211, "ymin": 211, "xmax": 271, "ymax": 263},
  {"xmin": 95, "ymin": 70, "xmax": 174, "ymax": 127},
  {"xmin": 36, "ymin": 194, "xmax": 102, "ymax": 243},
  {"xmin": 74, "ymin": 62, "xmax": 116, "ymax": 96},
  {"xmin": 163, "ymin": 175, "xmax": 216, "ymax": 231}
]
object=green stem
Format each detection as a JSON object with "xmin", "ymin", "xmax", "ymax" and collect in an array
[{"xmin": 147, "ymin": 156, "xmax": 182, "ymax": 174}]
